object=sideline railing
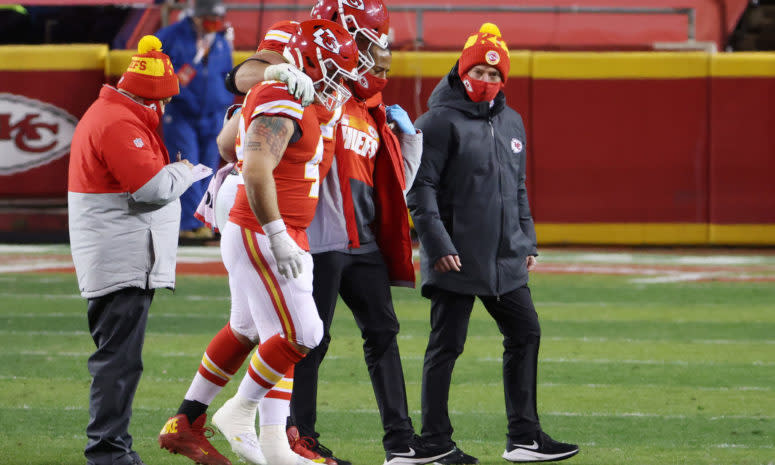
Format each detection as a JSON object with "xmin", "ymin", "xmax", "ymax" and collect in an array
[{"xmin": 160, "ymin": 4, "xmax": 698, "ymax": 46}]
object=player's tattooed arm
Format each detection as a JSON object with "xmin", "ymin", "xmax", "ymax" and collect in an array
[
  {"xmin": 242, "ymin": 115, "xmax": 294, "ymax": 225},
  {"xmin": 244, "ymin": 116, "xmax": 294, "ymax": 167}
]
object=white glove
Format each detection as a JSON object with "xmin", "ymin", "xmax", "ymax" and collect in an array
[
  {"xmin": 265, "ymin": 221, "xmax": 305, "ymax": 279},
  {"xmin": 265, "ymin": 63, "xmax": 315, "ymax": 107}
]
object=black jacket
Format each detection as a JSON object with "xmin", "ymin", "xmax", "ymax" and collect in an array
[{"xmin": 407, "ymin": 64, "xmax": 538, "ymax": 298}]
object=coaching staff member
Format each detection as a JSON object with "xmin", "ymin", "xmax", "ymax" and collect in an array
[
  {"xmin": 68, "ymin": 36, "xmax": 195, "ymax": 465},
  {"xmin": 407, "ymin": 23, "xmax": 579, "ymax": 464}
]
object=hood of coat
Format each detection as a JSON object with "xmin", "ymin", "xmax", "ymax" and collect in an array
[{"xmin": 426, "ymin": 62, "xmax": 505, "ymax": 119}]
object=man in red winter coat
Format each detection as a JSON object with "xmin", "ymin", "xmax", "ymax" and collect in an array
[{"xmin": 68, "ymin": 35, "xmax": 195, "ymax": 465}]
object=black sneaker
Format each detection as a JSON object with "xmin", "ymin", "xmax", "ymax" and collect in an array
[
  {"xmin": 502, "ymin": 431, "xmax": 579, "ymax": 462},
  {"xmin": 432, "ymin": 446, "xmax": 479, "ymax": 464},
  {"xmin": 294, "ymin": 431, "xmax": 352, "ymax": 465},
  {"xmin": 384, "ymin": 435, "xmax": 455, "ymax": 465}
]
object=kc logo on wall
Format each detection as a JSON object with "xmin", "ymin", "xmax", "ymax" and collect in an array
[{"xmin": 0, "ymin": 93, "xmax": 77, "ymax": 175}]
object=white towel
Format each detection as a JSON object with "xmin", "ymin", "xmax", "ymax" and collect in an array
[{"xmin": 194, "ymin": 162, "xmax": 236, "ymax": 232}]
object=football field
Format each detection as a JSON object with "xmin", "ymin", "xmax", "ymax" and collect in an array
[{"xmin": 1, "ymin": 245, "xmax": 774, "ymax": 465}]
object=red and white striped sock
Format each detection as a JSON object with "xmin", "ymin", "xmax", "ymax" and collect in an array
[
  {"xmin": 238, "ymin": 333, "xmax": 304, "ymax": 403},
  {"xmin": 259, "ymin": 366, "xmax": 294, "ymax": 426},
  {"xmin": 184, "ymin": 323, "xmax": 253, "ymax": 405}
]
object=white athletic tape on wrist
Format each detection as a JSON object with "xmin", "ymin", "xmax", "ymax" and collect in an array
[{"xmin": 263, "ymin": 219, "xmax": 286, "ymax": 236}]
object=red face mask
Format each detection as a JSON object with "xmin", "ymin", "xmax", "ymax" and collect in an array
[
  {"xmin": 462, "ymin": 76, "xmax": 503, "ymax": 103},
  {"xmin": 201, "ymin": 18, "xmax": 224, "ymax": 33},
  {"xmin": 353, "ymin": 73, "xmax": 388, "ymax": 100}
]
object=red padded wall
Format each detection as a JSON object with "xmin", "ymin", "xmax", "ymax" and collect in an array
[
  {"xmin": 710, "ymin": 77, "xmax": 775, "ymax": 223},
  {"xmin": 531, "ymin": 78, "xmax": 710, "ymax": 223}
]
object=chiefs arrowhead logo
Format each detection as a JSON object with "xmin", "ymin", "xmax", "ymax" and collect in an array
[
  {"xmin": 0, "ymin": 93, "xmax": 77, "ymax": 175},
  {"xmin": 511, "ymin": 138, "xmax": 523, "ymax": 153},
  {"xmin": 341, "ymin": 0, "xmax": 365, "ymax": 10},
  {"xmin": 485, "ymin": 50, "xmax": 500, "ymax": 65},
  {"xmin": 313, "ymin": 27, "xmax": 342, "ymax": 54}
]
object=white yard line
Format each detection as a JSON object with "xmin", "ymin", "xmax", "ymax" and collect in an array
[
  {"xmin": 1, "ymin": 291, "xmax": 766, "ymax": 308},
  {"xmin": 630, "ymin": 272, "xmax": 722, "ymax": 283},
  {"xmin": 0, "ymin": 292, "xmax": 229, "ymax": 302},
  {"xmin": 14, "ymin": 350, "xmax": 206, "ymax": 358},
  {"xmin": 540, "ymin": 357, "xmax": 775, "ymax": 367},
  {"xmin": 0, "ymin": 262, "xmax": 74, "ymax": 273},
  {"xmin": 546, "ymin": 336, "xmax": 775, "ymax": 345},
  {"xmin": 0, "ymin": 374, "xmax": 771, "ymax": 394},
  {"xmin": 540, "ymin": 252, "xmax": 773, "ymax": 266},
  {"xmin": 5, "ymin": 312, "xmax": 229, "ymax": 318},
  {"xmin": 2, "ymin": 345, "xmax": 771, "ymax": 366},
  {"xmin": 2, "ymin": 328, "xmax": 772, "ymax": 346},
  {"xmin": 1, "ymin": 403, "xmax": 772, "ymax": 423},
  {"xmin": 0, "ymin": 245, "xmax": 68, "ymax": 254},
  {"xmin": 397, "ymin": 334, "xmax": 775, "ymax": 344}
]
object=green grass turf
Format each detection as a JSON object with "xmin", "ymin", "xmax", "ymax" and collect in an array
[{"xmin": 0, "ymin": 266, "xmax": 774, "ymax": 465}]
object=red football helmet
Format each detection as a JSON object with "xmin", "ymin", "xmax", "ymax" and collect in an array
[
  {"xmin": 310, "ymin": 0, "xmax": 390, "ymax": 76},
  {"xmin": 283, "ymin": 19, "xmax": 359, "ymax": 111}
]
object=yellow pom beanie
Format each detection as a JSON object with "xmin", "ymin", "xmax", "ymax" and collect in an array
[
  {"xmin": 117, "ymin": 35, "xmax": 180, "ymax": 99},
  {"xmin": 458, "ymin": 23, "xmax": 510, "ymax": 82}
]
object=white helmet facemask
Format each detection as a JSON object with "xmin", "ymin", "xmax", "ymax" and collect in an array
[
  {"xmin": 285, "ymin": 46, "xmax": 358, "ymax": 111},
  {"xmin": 342, "ymin": 13, "xmax": 389, "ymax": 77}
]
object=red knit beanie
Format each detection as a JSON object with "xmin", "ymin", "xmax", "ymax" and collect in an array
[
  {"xmin": 117, "ymin": 35, "xmax": 180, "ymax": 99},
  {"xmin": 458, "ymin": 23, "xmax": 510, "ymax": 83}
]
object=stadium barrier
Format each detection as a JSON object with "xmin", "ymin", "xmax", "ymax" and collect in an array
[
  {"xmin": 0, "ymin": 44, "xmax": 107, "ymax": 238},
  {"xmin": 1, "ymin": 46, "xmax": 773, "ymax": 245}
]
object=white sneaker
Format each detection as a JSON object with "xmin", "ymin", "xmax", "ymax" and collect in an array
[
  {"xmin": 212, "ymin": 394, "xmax": 267, "ymax": 465},
  {"xmin": 259, "ymin": 424, "xmax": 319, "ymax": 465}
]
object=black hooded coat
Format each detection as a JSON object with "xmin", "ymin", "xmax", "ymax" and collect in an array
[{"xmin": 408, "ymin": 63, "xmax": 538, "ymax": 297}]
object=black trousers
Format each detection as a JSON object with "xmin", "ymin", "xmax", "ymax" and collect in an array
[
  {"xmin": 421, "ymin": 286, "xmax": 541, "ymax": 446},
  {"xmin": 290, "ymin": 250, "xmax": 414, "ymax": 451},
  {"xmin": 85, "ymin": 287, "xmax": 153, "ymax": 465}
]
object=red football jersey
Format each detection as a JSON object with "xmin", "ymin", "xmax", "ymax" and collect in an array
[
  {"xmin": 257, "ymin": 19, "xmax": 345, "ymax": 160},
  {"xmin": 256, "ymin": 20, "xmax": 299, "ymax": 55},
  {"xmin": 337, "ymin": 98, "xmax": 380, "ymax": 187},
  {"xmin": 228, "ymin": 81, "xmax": 332, "ymax": 249}
]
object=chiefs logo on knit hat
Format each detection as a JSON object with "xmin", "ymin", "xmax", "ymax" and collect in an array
[
  {"xmin": 458, "ymin": 23, "xmax": 510, "ymax": 83},
  {"xmin": 117, "ymin": 35, "xmax": 180, "ymax": 100},
  {"xmin": 485, "ymin": 50, "xmax": 500, "ymax": 65}
]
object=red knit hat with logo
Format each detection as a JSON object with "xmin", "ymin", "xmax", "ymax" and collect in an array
[
  {"xmin": 117, "ymin": 35, "xmax": 180, "ymax": 99},
  {"xmin": 458, "ymin": 23, "xmax": 510, "ymax": 83}
]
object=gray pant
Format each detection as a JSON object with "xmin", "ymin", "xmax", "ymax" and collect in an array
[{"xmin": 85, "ymin": 287, "xmax": 153, "ymax": 465}]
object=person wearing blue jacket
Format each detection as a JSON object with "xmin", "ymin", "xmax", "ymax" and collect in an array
[{"xmin": 155, "ymin": 0, "xmax": 234, "ymax": 239}]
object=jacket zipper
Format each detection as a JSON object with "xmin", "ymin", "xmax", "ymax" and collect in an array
[{"xmin": 490, "ymin": 118, "xmax": 502, "ymax": 302}]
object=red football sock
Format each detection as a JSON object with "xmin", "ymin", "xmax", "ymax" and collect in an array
[{"xmin": 197, "ymin": 323, "xmax": 253, "ymax": 387}]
